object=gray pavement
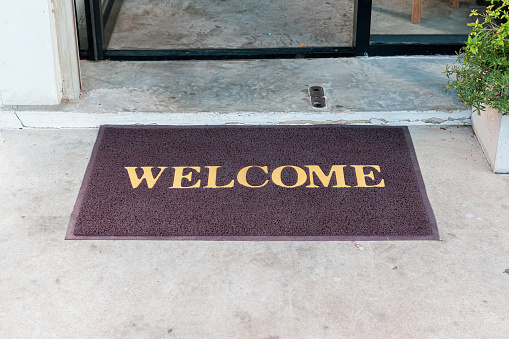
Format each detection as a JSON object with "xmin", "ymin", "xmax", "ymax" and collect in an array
[
  {"xmin": 2, "ymin": 57, "xmax": 471, "ymax": 128},
  {"xmin": 1, "ymin": 126, "xmax": 508, "ymax": 338}
]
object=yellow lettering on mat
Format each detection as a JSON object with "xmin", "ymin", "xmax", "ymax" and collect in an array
[
  {"xmin": 351, "ymin": 165, "xmax": 385, "ymax": 188},
  {"xmin": 271, "ymin": 165, "xmax": 308, "ymax": 188},
  {"xmin": 237, "ymin": 166, "xmax": 269, "ymax": 188},
  {"xmin": 204, "ymin": 166, "xmax": 235, "ymax": 188},
  {"xmin": 305, "ymin": 165, "xmax": 350, "ymax": 188},
  {"xmin": 170, "ymin": 166, "xmax": 201, "ymax": 188},
  {"xmin": 124, "ymin": 165, "xmax": 386, "ymax": 188},
  {"xmin": 125, "ymin": 166, "xmax": 168, "ymax": 188}
]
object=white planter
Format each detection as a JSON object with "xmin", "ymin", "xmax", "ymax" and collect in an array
[{"xmin": 471, "ymin": 106, "xmax": 509, "ymax": 173}]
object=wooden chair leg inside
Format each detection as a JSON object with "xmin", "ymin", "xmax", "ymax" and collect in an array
[
  {"xmin": 412, "ymin": 0, "xmax": 423, "ymax": 24},
  {"xmin": 450, "ymin": 0, "xmax": 460, "ymax": 8}
]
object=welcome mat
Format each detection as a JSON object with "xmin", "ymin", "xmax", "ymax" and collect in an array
[{"xmin": 66, "ymin": 125, "xmax": 438, "ymax": 241}]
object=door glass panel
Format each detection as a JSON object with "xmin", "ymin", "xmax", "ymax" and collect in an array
[
  {"xmin": 106, "ymin": 0, "xmax": 355, "ymax": 50},
  {"xmin": 371, "ymin": 0, "xmax": 484, "ymax": 36},
  {"xmin": 76, "ymin": 0, "xmax": 89, "ymax": 51}
]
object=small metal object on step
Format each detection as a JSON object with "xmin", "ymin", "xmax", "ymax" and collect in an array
[{"xmin": 309, "ymin": 86, "xmax": 326, "ymax": 108}]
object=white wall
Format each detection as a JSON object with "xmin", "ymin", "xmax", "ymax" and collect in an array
[{"xmin": 0, "ymin": 0, "xmax": 64, "ymax": 105}]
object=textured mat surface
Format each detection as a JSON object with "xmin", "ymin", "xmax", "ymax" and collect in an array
[{"xmin": 67, "ymin": 125, "xmax": 438, "ymax": 240}]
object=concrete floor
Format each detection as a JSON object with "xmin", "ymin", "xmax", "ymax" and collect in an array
[
  {"xmin": 105, "ymin": 0, "xmax": 478, "ymax": 50},
  {"xmin": 3, "ymin": 57, "xmax": 470, "ymax": 128},
  {"xmin": 0, "ymin": 125, "xmax": 508, "ymax": 337},
  {"xmin": 109, "ymin": 0, "xmax": 353, "ymax": 49},
  {"xmin": 0, "ymin": 55, "xmax": 506, "ymax": 337}
]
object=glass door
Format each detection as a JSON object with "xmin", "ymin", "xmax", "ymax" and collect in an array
[
  {"xmin": 77, "ymin": 0, "xmax": 363, "ymax": 60},
  {"xmin": 369, "ymin": 0, "xmax": 483, "ymax": 55},
  {"xmin": 76, "ymin": 0, "xmax": 124, "ymax": 59},
  {"xmin": 76, "ymin": 0, "xmax": 468, "ymax": 60}
]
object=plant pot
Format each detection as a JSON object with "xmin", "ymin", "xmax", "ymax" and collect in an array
[{"xmin": 471, "ymin": 106, "xmax": 509, "ymax": 173}]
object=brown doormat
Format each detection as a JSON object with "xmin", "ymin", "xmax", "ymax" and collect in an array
[{"xmin": 66, "ymin": 125, "xmax": 438, "ymax": 241}]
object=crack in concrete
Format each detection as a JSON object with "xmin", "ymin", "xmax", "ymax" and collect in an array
[
  {"xmin": 277, "ymin": 116, "xmax": 472, "ymax": 126},
  {"xmin": 421, "ymin": 117, "xmax": 470, "ymax": 124},
  {"xmin": 278, "ymin": 119, "xmax": 371, "ymax": 125},
  {"xmin": 13, "ymin": 112, "xmax": 27, "ymax": 128},
  {"xmin": 422, "ymin": 117, "xmax": 448, "ymax": 124}
]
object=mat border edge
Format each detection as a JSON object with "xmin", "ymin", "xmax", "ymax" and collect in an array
[{"xmin": 66, "ymin": 124, "xmax": 440, "ymax": 241}]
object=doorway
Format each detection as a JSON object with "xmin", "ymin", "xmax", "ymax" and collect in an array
[{"xmin": 76, "ymin": 0, "xmax": 483, "ymax": 60}]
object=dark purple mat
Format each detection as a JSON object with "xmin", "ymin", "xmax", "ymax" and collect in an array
[{"xmin": 66, "ymin": 125, "xmax": 438, "ymax": 241}]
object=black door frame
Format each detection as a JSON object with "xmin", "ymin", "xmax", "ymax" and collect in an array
[{"xmin": 79, "ymin": 0, "xmax": 466, "ymax": 60}]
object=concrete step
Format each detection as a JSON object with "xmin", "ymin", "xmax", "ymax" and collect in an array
[{"xmin": 1, "ymin": 56, "xmax": 470, "ymax": 128}]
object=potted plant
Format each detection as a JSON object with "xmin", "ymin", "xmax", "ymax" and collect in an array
[{"xmin": 445, "ymin": 0, "xmax": 509, "ymax": 173}]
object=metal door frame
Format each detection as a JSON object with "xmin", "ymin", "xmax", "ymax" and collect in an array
[{"xmin": 78, "ymin": 0, "xmax": 466, "ymax": 60}]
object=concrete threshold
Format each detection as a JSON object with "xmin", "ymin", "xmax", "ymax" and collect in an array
[
  {"xmin": 1, "ymin": 56, "xmax": 470, "ymax": 129},
  {"xmin": 1, "ymin": 110, "xmax": 470, "ymax": 129}
]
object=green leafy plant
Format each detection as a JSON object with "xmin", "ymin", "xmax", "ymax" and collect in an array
[{"xmin": 445, "ymin": 0, "xmax": 509, "ymax": 115}]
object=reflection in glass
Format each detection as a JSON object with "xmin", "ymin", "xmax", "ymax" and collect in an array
[
  {"xmin": 106, "ymin": 0, "xmax": 355, "ymax": 50},
  {"xmin": 371, "ymin": 0, "xmax": 486, "ymax": 35}
]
